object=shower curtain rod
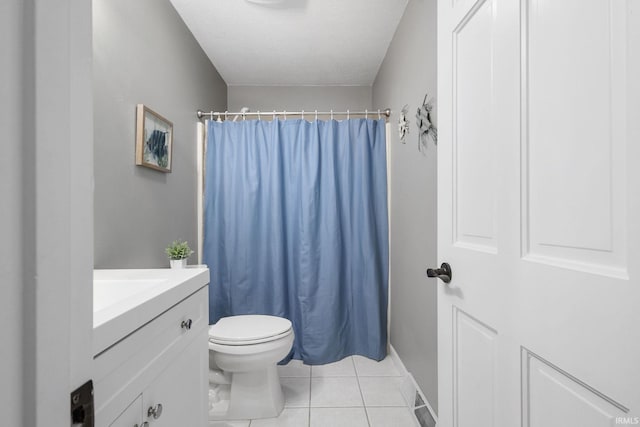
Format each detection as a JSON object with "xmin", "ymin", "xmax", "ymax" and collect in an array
[{"xmin": 196, "ymin": 108, "xmax": 392, "ymax": 120}]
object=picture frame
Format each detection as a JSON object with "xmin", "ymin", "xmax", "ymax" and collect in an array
[{"xmin": 135, "ymin": 104, "xmax": 173, "ymax": 172}]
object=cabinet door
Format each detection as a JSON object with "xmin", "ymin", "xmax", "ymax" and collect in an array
[
  {"xmin": 142, "ymin": 334, "xmax": 208, "ymax": 427},
  {"xmin": 109, "ymin": 395, "xmax": 142, "ymax": 427}
]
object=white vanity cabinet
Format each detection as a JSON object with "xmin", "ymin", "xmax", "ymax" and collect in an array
[
  {"xmin": 140, "ymin": 337, "xmax": 207, "ymax": 426},
  {"xmin": 93, "ymin": 268, "xmax": 210, "ymax": 427},
  {"xmin": 105, "ymin": 336, "xmax": 208, "ymax": 427}
]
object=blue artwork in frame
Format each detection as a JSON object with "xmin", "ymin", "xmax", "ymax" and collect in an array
[{"xmin": 135, "ymin": 104, "xmax": 173, "ymax": 172}]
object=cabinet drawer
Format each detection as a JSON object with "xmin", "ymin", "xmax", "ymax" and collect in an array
[{"xmin": 94, "ymin": 286, "xmax": 208, "ymax": 426}]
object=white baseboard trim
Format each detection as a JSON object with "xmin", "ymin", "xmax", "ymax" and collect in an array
[
  {"xmin": 389, "ymin": 344, "xmax": 409, "ymax": 375},
  {"xmin": 389, "ymin": 345, "xmax": 438, "ymax": 427}
]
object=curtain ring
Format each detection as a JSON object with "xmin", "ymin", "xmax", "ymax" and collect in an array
[
  {"xmin": 330, "ymin": 109, "xmax": 334, "ymax": 120},
  {"xmin": 365, "ymin": 109, "xmax": 368, "ymax": 119},
  {"xmin": 224, "ymin": 111, "xmax": 228, "ymax": 120},
  {"xmin": 257, "ymin": 110, "xmax": 261, "ymax": 121},
  {"xmin": 273, "ymin": 110, "xmax": 276, "ymax": 120},
  {"xmin": 302, "ymin": 110, "xmax": 304, "ymax": 120},
  {"xmin": 242, "ymin": 110, "xmax": 246, "ymax": 121},
  {"xmin": 347, "ymin": 110, "xmax": 350, "ymax": 120},
  {"xmin": 284, "ymin": 111, "xmax": 287, "ymax": 120},
  {"xmin": 315, "ymin": 110, "xmax": 318, "ymax": 121},
  {"xmin": 378, "ymin": 109, "xmax": 381, "ymax": 120}
]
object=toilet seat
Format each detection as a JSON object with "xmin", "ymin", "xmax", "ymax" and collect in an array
[{"xmin": 209, "ymin": 315, "xmax": 293, "ymax": 346}]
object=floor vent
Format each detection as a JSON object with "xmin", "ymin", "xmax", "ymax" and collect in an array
[
  {"xmin": 414, "ymin": 402, "xmax": 436, "ymax": 427},
  {"xmin": 399, "ymin": 374, "xmax": 437, "ymax": 427}
]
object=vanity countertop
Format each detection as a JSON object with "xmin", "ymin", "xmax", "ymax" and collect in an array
[{"xmin": 93, "ymin": 267, "xmax": 209, "ymax": 356}]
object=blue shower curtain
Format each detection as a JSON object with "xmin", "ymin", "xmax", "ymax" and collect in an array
[{"xmin": 203, "ymin": 118, "xmax": 388, "ymax": 364}]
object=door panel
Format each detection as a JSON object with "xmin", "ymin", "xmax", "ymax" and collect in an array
[
  {"xmin": 437, "ymin": 0, "xmax": 639, "ymax": 425},
  {"xmin": 109, "ymin": 395, "xmax": 142, "ymax": 427},
  {"xmin": 523, "ymin": 0, "xmax": 628, "ymax": 277},
  {"xmin": 522, "ymin": 350, "xmax": 627, "ymax": 427},
  {"xmin": 453, "ymin": 308, "xmax": 497, "ymax": 427},
  {"xmin": 453, "ymin": 0, "xmax": 497, "ymax": 253}
]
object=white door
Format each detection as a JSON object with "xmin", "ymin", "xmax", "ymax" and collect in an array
[{"xmin": 436, "ymin": 0, "xmax": 640, "ymax": 426}]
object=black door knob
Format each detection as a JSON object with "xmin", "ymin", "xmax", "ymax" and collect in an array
[{"xmin": 426, "ymin": 262, "xmax": 452, "ymax": 283}]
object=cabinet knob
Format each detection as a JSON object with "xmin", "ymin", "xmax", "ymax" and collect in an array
[
  {"xmin": 147, "ymin": 403, "xmax": 163, "ymax": 420},
  {"xmin": 181, "ymin": 319, "xmax": 193, "ymax": 330}
]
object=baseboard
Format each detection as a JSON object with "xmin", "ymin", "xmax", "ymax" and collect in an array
[
  {"xmin": 389, "ymin": 345, "xmax": 438, "ymax": 427},
  {"xmin": 389, "ymin": 345, "xmax": 409, "ymax": 375}
]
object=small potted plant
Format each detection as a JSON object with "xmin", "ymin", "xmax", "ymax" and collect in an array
[{"xmin": 165, "ymin": 240, "xmax": 194, "ymax": 269}]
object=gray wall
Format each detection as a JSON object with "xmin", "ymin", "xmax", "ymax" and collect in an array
[
  {"xmin": 372, "ymin": 0, "xmax": 438, "ymax": 412},
  {"xmin": 228, "ymin": 85, "xmax": 372, "ymax": 112},
  {"xmin": 93, "ymin": 0, "xmax": 227, "ymax": 268}
]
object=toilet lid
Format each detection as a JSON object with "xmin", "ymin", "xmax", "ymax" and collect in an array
[{"xmin": 209, "ymin": 315, "xmax": 292, "ymax": 345}]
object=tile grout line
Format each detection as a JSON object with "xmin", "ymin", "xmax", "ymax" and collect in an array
[
  {"xmin": 353, "ymin": 357, "xmax": 373, "ymax": 427},
  {"xmin": 307, "ymin": 365, "xmax": 312, "ymax": 427},
  {"xmin": 308, "ymin": 405, "xmax": 409, "ymax": 410}
]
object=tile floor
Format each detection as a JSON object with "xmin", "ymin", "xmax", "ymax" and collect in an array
[{"xmin": 209, "ymin": 355, "xmax": 418, "ymax": 427}]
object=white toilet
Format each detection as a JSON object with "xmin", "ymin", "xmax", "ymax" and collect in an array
[{"xmin": 207, "ymin": 315, "xmax": 294, "ymax": 420}]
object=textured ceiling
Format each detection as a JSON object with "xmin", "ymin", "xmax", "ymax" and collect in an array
[{"xmin": 169, "ymin": 0, "xmax": 408, "ymax": 86}]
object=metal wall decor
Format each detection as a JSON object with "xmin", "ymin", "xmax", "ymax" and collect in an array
[
  {"xmin": 416, "ymin": 93, "xmax": 437, "ymax": 152},
  {"xmin": 398, "ymin": 104, "xmax": 410, "ymax": 143}
]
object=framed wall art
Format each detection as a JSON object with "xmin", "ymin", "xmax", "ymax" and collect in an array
[{"xmin": 135, "ymin": 104, "xmax": 173, "ymax": 172}]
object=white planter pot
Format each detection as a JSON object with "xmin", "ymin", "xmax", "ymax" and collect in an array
[{"xmin": 170, "ymin": 259, "xmax": 187, "ymax": 269}]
